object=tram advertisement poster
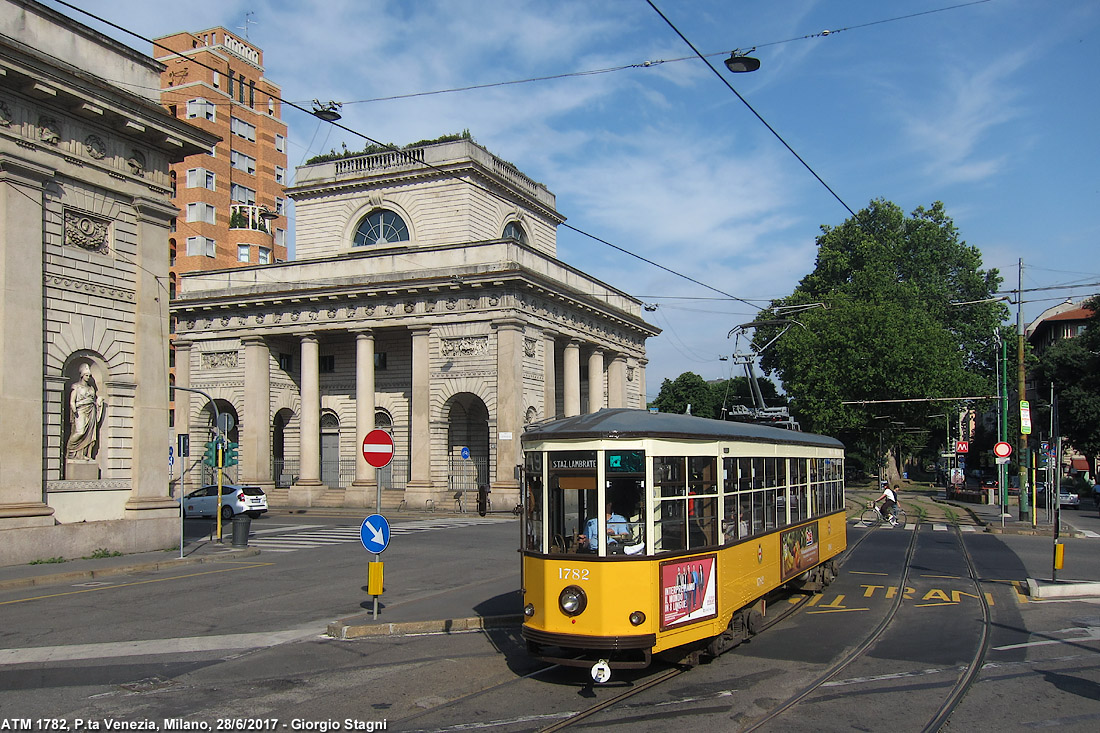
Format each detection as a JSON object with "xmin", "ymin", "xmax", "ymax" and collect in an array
[
  {"xmin": 780, "ymin": 521, "xmax": 820, "ymax": 583},
  {"xmin": 659, "ymin": 555, "xmax": 717, "ymax": 630}
]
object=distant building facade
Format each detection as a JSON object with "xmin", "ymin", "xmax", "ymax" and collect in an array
[
  {"xmin": 0, "ymin": 0, "xmax": 217, "ymax": 565},
  {"xmin": 154, "ymin": 27, "xmax": 289, "ymax": 279},
  {"xmin": 171, "ymin": 138, "xmax": 659, "ymax": 510}
]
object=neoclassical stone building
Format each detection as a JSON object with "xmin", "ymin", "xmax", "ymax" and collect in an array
[
  {"xmin": 0, "ymin": 0, "xmax": 218, "ymax": 564},
  {"xmin": 172, "ymin": 137, "xmax": 659, "ymax": 510}
]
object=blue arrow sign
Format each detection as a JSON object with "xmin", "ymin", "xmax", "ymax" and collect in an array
[
  {"xmin": 360, "ymin": 514, "xmax": 390, "ymax": 554},
  {"xmin": 461, "ymin": 446, "xmax": 470, "ymax": 460}
]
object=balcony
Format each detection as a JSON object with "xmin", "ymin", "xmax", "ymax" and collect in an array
[{"xmin": 230, "ymin": 204, "xmax": 275, "ymax": 233}]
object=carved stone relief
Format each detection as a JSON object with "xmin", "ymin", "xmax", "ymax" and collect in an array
[
  {"xmin": 201, "ymin": 351, "xmax": 239, "ymax": 369},
  {"xmin": 39, "ymin": 116, "xmax": 61, "ymax": 145},
  {"xmin": 127, "ymin": 149, "xmax": 146, "ymax": 177},
  {"xmin": 0, "ymin": 100, "xmax": 12, "ymax": 127},
  {"xmin": 84, "ymin": 134, "xmax": 106, "ymax": 160},
  {"xmin": 441, "ymin": 336, "xmax": 488, "ymax": 357},
  {"xmin": 63, "ymin": 210, "xmax": 110, "ymax": 254},
  {"xmin": 524, "ymin": 337, "xmax": 537, "ymax": 358}
]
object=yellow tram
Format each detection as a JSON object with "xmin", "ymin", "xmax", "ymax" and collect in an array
[{"xmin": 519, "ymin": 408, "xmax": 846, "ymax": 678}]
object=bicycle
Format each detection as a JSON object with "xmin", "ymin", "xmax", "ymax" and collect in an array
[{"xmin": 861, "ymin": 501, "xmax": 907, "ymax": 527}]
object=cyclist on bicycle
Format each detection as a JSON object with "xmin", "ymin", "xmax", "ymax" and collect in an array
[{"xmin": 874, "ymin": 482, "xmax": 900, "ymax": 525}]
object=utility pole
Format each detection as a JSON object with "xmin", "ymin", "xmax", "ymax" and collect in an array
[{"xmin": 1016, "ymin": 259, "xmax": 1031, "ymax": 522}]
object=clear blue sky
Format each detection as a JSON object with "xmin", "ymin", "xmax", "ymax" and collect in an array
[{"xmin": 53, "ymin": 0, "xmax": 1100, "ymax": 399}]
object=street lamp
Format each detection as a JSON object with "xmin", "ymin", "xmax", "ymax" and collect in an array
[
  {"xmin": 311, "ymin": 100, "xmax": 343, "ymax": 122},
  {"xmin": 724, "ymin": 49, "xmax": 761, "ymax": 73}
]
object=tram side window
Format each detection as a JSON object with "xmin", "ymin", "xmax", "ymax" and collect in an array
[
  {"xmin": 523, "ymin": 451, "xmax": 543, "ymax": 551},
  {"xmin": 652, "ymin": 457, "xmax": 685, "ymax": 552},
  {"xmin": 790, "ymin": 458, "xmax": 808, "ymax": 523},
  {"xmin": 688, "ymin": 456, "xmax": 718, "ymax": 548},
  {"xmin": 722, "ymin": 457, "xmax": 746, "ymax": 542},
  {"xmin": 810, "ymin": 459, "xmax": 825, "ymax": 517}
]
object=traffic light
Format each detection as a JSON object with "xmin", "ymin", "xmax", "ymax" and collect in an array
[
  {"xmin": 223, "ymin": 441, "xmax": 239, "ymax": 467},
  {"xmin": 202, "ymin": 440, "xmax": 218, "ymax": 467}
]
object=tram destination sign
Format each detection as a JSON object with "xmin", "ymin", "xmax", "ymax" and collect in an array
[{"xmin": 550, "ymin": 452, "xmax": 597, "ymax": 470}]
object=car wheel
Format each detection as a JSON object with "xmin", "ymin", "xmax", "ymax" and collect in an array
[{"xmin": 221, "ymin": 505, "xmax": 233, "ymax": 521}]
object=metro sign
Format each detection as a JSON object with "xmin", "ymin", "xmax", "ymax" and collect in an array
[{"xmin": 955, "ymin": 441, "xmax": 969, "ymax": 454}]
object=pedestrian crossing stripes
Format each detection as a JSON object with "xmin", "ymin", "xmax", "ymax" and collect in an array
[{"xmin": 235, "ymin": 516, "xmax": 513, "ymax": 554}]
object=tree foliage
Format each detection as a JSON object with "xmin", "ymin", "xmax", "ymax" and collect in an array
[
  {"xmin": 755, "ymin": 200, "xmax": 1006, "ymax": 475},
  {"xmin": 651, "ymin": 373, "xmax": 783, "ymax": 420},
  {"xmin": 1033, "ymin": 297, "xmax": 1100, "ymax": 474}
]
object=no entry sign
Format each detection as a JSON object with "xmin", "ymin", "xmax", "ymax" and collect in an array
[
  {"xmin": 993, "ymin": 441, "xmax": 1012, "ymax": 458},
  {"xmin": 362, "ymin": 429, "xmax": 395, "ymax": 468}
]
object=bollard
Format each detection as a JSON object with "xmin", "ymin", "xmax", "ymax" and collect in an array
[
  {"xmin": 477, "ymin": 483, "xmax": 490, "ymax": 516},
  {"xmin": 231, "ymin": 513, "xmax": 251, "ymax": 547}
]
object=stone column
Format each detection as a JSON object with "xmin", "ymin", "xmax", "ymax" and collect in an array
[
  {"xmin": 563, "ymin": 339, "xmax": 581, "ymax": 417},
  {"xmin": 543, "ymin": 331, "xmax": 557, "ymax": 420},
  {"xmin": 587, "ymin": 349, "xmax": 605, "ymax": 413},
  {"xmin": 608, "ymin": 355, "xmax": 627, "ymax": 408},
  {"xmin": 292, "ymin": 335, "xmax": 323, "ymax": 502},
  {"xmin": 0, "ymin": 156, "xmax": 54, "ymax": 528},
  {"xmin": 407, "ymin": 326, "xmax": 432, "ymax": 495},
  {"xmin": 242, "ymin": 336, "xmax": 272, "ymax": 487},
  {"xmin": 174, "ymin": 340, "xmax": 192, "ymax": 494},
  {"xmin": 126, "ymin": 196, "xmax": 179, "ymax": 515},
  {"xmin": 494, "ymin": 320, "xmax": 524, "ymax": 491},
  {"xmin": 637, "ymin": 358, "xmax": 649, "ymax": 409},
  {"xmin": 350, "ymin": 330, "xmax": 376, "ymax": 506}
]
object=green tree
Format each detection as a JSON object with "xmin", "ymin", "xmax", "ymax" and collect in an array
[
  {"xmin": 651, "ymin": 372, "xmax": 716, "ymax": 418},
  {"xmin": 755, "ymin": 200, "xmax": 1006, "ymax": 479},
  {"xmin": 651, "ymin": 373, "xmax": 783, "ymax": 419},
  {"xmin": 1033, "ymin": 297, "xmax": 1100, "ymax": 477}
]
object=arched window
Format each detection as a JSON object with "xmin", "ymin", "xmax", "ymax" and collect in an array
[
  {"xmin": 503, "ymin": 221, "xmax": 528, "ymax": 244},
  {"xmin": 353, "ymin": 209, "xmax": 409, "ymax": 247}
]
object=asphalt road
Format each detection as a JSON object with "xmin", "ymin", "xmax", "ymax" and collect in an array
[{"xmin": 2, "ymin": 514, "xmax": 1099, "ymax": 731}]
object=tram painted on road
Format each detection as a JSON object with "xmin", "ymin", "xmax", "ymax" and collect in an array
[{"xmin": 519, "ymin": 408, "xmax": 846, "ymax": 677}]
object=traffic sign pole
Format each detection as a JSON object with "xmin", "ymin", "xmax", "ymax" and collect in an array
[{"xmin": 360, "ymin": 514, "xmax": 391, "ymax": 620}]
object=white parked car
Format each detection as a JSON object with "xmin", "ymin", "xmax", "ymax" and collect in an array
[{"xmin": 181, "ymin": 484, "xmax": 268, "ymax": 520}]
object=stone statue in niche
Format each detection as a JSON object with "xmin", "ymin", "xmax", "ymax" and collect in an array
[{"xmin": 66, "ymin": 363, "xmax": 105, "ymax": 462}]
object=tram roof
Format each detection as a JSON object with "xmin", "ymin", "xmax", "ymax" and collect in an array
[{"xmin": 522, "ymin": 408, "xmax": 844, "ymax": 449}]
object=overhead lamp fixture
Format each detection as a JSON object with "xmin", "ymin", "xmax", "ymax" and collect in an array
[
  {"xmin": 311, "ymin": 99, "xmax": 343, "ymax": 122},
  {"xmin": 258, "ymin": 206, "xmax": 279, "ymax": 221},
  {"xmin": 724, "ymin": 48, "xmax": 761, "ymax": 74}
]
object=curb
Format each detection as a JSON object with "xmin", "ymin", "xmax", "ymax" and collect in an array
[
  {"xmin": 0, "ymin": 548, "xmax": 262, "ymax": 591},
  {"xmin": 1026, "ymin": 577, "xmax": 1100, "ymax": 599},
  {"xmin": 327, "ymin": 613, "xmax": 521, "ymax": 639}
]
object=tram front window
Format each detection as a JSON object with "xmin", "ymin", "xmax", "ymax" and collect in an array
[{"xmin": 547, "ymin": 451, "xmax": 597, "ymax": 554}]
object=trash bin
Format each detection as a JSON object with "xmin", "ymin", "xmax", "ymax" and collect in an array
[{"xmin": 231, "ymin": 513, "xmax": 251, "ymax": 547}]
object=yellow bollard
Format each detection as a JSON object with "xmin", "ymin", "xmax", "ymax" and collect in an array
[{"xmin": 1054, "ymin": 542, "xmax": 1064, "ymax": 570}]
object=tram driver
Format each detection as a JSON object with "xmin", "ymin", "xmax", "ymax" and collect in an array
[{"xmin": 580, "ymin": 502, "xmax": 630, "ymax": 552}]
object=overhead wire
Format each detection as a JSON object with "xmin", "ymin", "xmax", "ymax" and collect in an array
[{"xmin": 52, "ymin": 0, "xmax": 759, "ymax": 309}]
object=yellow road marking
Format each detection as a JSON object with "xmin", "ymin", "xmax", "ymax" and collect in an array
[
  {"xmin": 849, "ymin": 571, "xmax": 889, "ymax": 576},
  {"xmin": 0, "ymin": 562, "xmax": 274, "ymax": 605},
  {"xmin": 921, "ymin": 574, "xmax": 961, "ymax": 579},
  {"xmin": 915, "ymin": 602, "xmax": 958, "ymax": 607},
  {"xmin": 807, "ymin": 607, "xmax": 870, "ymax": 614}
]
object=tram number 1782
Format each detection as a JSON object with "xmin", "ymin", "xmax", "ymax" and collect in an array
[{"xmin": 558, "ymin": 567, "xmax": 590, "ymax": 581}]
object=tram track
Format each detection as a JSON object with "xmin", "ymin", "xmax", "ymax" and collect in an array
[{"xmin": 741, "ymin": 520, "xmax": 993, "ymax": 732}]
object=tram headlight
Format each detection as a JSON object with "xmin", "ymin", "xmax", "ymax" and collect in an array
[
  {"xmin": 524, "ymin": 603, "xmax": 535, "ymax": 617},
  {"xmin": 558, "ymin": 585, "xmax": 587, "ymax": 616},
  {"xmin": 629, "ymin": 611, "xmax": 646, "ymax": 626}
]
